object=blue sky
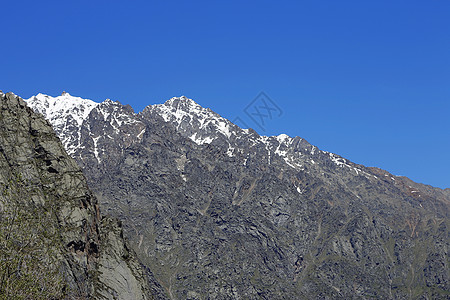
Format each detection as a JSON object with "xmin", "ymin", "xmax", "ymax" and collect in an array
[{"xmin": 2, "ymin": 1, "xmax": 449, "ymax": 188}]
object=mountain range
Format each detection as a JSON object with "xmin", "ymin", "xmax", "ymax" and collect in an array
[{"xmin": 3, "ymin": 90, "xmax": 449, "ymax": 299}]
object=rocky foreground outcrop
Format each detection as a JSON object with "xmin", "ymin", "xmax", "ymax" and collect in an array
[{"xmin": 0, "ymin": 92, "xmax": 156, "ymax": 299}]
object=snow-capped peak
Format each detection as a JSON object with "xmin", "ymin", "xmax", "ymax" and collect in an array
[
  {"xmin": 158, "ymin": 96, "xmax": 206, "ymax": 121},
  {"xmin": 26, "ymin": 92, "xmax": 99, "ymax": 154},
  {"xmin": 276, "ymin": 133, "xmax": 291, "ymax": 144},
  {"xmin": 147, "ymin": 96, "xmax": 235, "ymax": 145},
  {"xmin": 27, "ymin": 92, "xmax": 99, "ymax": 127}
]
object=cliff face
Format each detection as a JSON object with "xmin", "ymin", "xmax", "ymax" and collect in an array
[
  {"xmin": 27, "ymin": 93, "xmax": 449, "ymax": 299},
  {"xmin": 0, "ymin": 92, "xmax": 153, "ymax": 299}
]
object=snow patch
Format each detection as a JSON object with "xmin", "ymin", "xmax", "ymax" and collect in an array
[
  {"xmin": 276, "ymin": 133, "xmax": 290, "ymax": 143},
  {"xmin": 137, "ymin": 128, "xmax": 146, "ymax": 140},
  {"xmin": 92, "ymin": 136, "xmax": 101, "ymax": 162}
]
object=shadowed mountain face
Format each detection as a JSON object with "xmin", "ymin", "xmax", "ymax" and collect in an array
[
  {"xmin": 27, "ymin": 93, "xmax": 449, "ymax": 299},
  {"xmin": 0, "ymin": 92, "xmax": 158, "ymax": 299}
]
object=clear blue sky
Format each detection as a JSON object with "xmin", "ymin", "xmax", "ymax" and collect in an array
[{"xmin": 2, "ymin": 1, "xmax": 449, "ymax": 188}]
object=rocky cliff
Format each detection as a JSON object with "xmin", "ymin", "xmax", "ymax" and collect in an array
[
  {"xmin": 27, "ymin": 93, "xmax": 449, "ymax": 299},
  {"xmin": 0, "ymin": 92, "xmax": 155, "ymax": 299}
]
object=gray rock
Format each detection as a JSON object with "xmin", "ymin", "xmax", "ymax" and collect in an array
[{"xmin": 0, "ymin": 93, "xmax": 154, "ymax": 299}]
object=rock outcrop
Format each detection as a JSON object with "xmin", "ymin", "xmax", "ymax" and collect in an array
[{"xmin": 0, "ymin": 92, "xmax": 154, "ymax": 299}]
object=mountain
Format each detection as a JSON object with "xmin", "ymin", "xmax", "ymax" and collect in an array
[
  {"xmin": 0, "ymin": 91, "xmax": 162, "ymax": 299},
  {"xmin": 26, "ymin": 92, "xmax": 449, "ymax": 299}
]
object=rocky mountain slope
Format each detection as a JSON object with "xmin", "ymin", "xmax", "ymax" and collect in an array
[
  {"xmin": 0, "ymin": 91, "xmax": 158, "ymax": 299},
  {"xmin": 27, "ymin": 92, "xmax": 449, "ymax": 299}
]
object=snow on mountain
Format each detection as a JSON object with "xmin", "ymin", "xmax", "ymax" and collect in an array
[
  {"xmin": 26, "ymin": 92, "xmax": 99, "ymax": 154},
  {"xmin": 27, "ymin": 92, "xmax": 98, "ymax": 127},
  {"xmin": 25, "ymin": 92, "xmax": 372, "ymax": 177},
  {"xmin": 146, "ymin": 96, "xmax": 235, "ymax": 145},
  {"xmin": 96, "ymin": 99, "xmax": 139, "ymax": 132},
  {"xmin": 27, "ymin": 93, "xmax": 243, "ymax": 154},
  {"xmin": 145, "ymin": 96, "xmax": 324, "ymax": 170}
]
